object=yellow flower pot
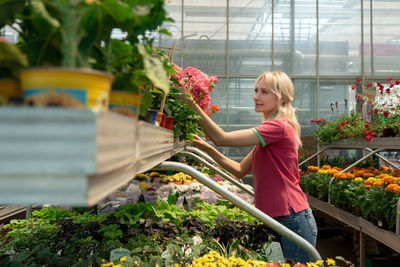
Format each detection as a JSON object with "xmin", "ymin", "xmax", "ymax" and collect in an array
[
  {"xmin": 109, "ymin": 91, "xmax": 142, "ymax": 119},
  {"xmin": 0, "ymin": 79, "xmax": 22, "ymax": 105},
  {"xmin": 18, "ymin": 68, "xmax": 114, "ymax": 111}
]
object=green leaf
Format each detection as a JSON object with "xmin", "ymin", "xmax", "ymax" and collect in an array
[
  {"xmin": 0, "ymin": 42, "xmax": 28, "ymax": 67},
  {"xmin": 137, "ymin": 44, "xmax": 170, "ymax": 94},
  {"xmin": 103, "ymin": 0, "xmax": 134, "ymax": 22},
  {"xmin": 0, "ymin": 0, "xmax": 25, "ymax": 28}
]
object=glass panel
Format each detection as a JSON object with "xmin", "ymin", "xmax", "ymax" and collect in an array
[
  {"xmin": 274, "ymin": 1, "xmax": 317, "ymax": 75},
  {"xmin": 209, "ymin": 78, "xmax": 227, "ymax": 126},
  {"xmin": 319, "ymin": 0, "xmax": 362, "ymax": 75},
  {"xmin": 293, "ymin": 79, "xmax": 317, "ymax": 136},
  {"xmin": 363, "ymin": 0, "xmax": 372, "ymax": 76},
  {"xmin": 372, "ymin": 0, "xmax": 400, "ymax": 75},
  {"xmin": 228, "ymin": 78, "xmax": 262, "ymax": 127},
  {"xmin": 228, "ymin": 0, "xmax": 272, "ymax": 75},
  {"xmin": 182, "ymin": 0, "xmax": 227, "ymax": 75},
  {"xmin": 273, "ymin": 1, "xmax": 291, "ymax": 73},
  {"xmin": 319, "ymin": 79, "xmax": 355, "ymax": 123}
]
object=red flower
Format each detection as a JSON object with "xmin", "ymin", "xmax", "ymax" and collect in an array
[
  {"xmin": 396, "ymin": 80, "xmax": 400, "ymax": 85},
  {"xmin": 367, "ymin": 83, "xmax": 372, "ymax": 87},
  {"xmin": 383, "ymin": 111, "xmax": 390, "ymax": 118},
  {"xmin": 365, "ymin": 135, "xmax": 373, "ymax": 141},
  {"xmin": 368, "ymin": 110, "xmax": 373, "ymax": 116},
  {"xmin": 356, "ymin": 79, "xmax": 361, "ymax": 83},
  {"xmin": 351, "ymin": 84, "xmax": 356, "ymax": 90},
  {"xmin": 387, "ymin": 77, "xmax": 393, "ymax": 82},
  {"xmin": 209, "ymin": 104, "xmax": 220, "ymax": 113},
  {"xmin": 346, "ymin": 120, "xmax": 350, "ymax": 124},
  {"xmin": 386, "ymin": 89, "xmax": 391, "ymax": 94},
  {"xmin": 362, "ymin": 131, "xmax": 366, "ymax": 135},
  {"xmin": 205, "ymin": 110, "xmax": 211, "ymax": 116},
  {"xmin": 389, "ymin": 83, "xmax": 394, "ymax": 88},
  {"xmin": 374, "ymin": 109, "xmax": 378, "ymax": 115},
  {"xmin": 365, "ymin": 123, "xmax": 369, "ymax": 128},
  {"xmin": 379, "ymin": 85, "xmax": 384, "ymax": 90}
]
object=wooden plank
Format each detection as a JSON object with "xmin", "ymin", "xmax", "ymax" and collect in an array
[
  {"xmin": 307, "ymin": 194, "xmax": 400, "ymax": 254},
  {"xmin": 359, "ymin": 218, "xmax": 400, "ymax": 254},
  {"xmin": 307, "ymin": 195, "xmax": 360, "ymax": 230},
  {"xmin": 326, "ymin": 137, "xmax": 400, "ymax": 150},
  {"xmin": 0, "ymin": 206, "xmax": 26, "ymax": 221}
]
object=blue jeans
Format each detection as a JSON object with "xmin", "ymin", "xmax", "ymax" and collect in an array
[{"xmin": 273, "ymin": 207, "xmax": 318, "ymax": 263}]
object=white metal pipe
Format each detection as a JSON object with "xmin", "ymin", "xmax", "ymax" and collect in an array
[{"xmin": 153, "ymin": 161, "xmax": 323, "ymax": 263}]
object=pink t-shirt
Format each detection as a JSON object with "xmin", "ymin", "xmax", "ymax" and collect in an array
[{"xmin": 252, "ymin": 118, "xmax": 309, "ymax": 217}]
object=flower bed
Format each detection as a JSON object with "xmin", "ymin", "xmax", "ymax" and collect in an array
[
  {"xmin": 300, "ymin": 165, "xmax": 400, "ymax": 231},
  {"xmin": 97, "ymin": 171, "xmax": 254, "ymax": 213}
]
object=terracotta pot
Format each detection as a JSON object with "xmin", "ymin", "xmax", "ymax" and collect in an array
[{"xmin": 163, "ymin": 116, "xmax": 174, "ymax": 130}]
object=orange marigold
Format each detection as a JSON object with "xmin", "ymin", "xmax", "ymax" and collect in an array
[
  {"xmin": 364, "ymin": 185, "xmax": 372, "ymax": 189},
  {"xmin": 382, "ymin": 176, "xmax": 397, "ymax": 184},
  {"xmin": 363, "ymin": 173, "xmax": 374, "ymax": 178},
  {"xmin": 385, "ymin": 184, "xmax": 397, "ymax": 192},
  {"xmin": 307, "ymin": 166, "xmax": 319, "ymax": 172},
  {"xmin": 393, "ymin": 185, "xmax": 400, "ymax": 193},
  {"xmin": 373, "ymin": 180, "xmax": 384, "ymax": 187},
  {"xmin": 364, "ymin": 179, "xmax": 374, "ymax": 185},
  {"xmin": 333, "ymin": 167, "xmax": 343, "ymax": 171},
  {"xmin": 380, "ymin": 166, "xmax": 389, "ymax": 171},
  {"xmin": 321, "ymin": 164, "xmax": 331, "ymax": 170},
  {"xmin": 346, "ymin": 173, "xmax": 355, "ymax": 179}
]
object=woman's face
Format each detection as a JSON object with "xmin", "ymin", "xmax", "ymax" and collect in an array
[{"xmin": 253, "ymin": 78, "xmax": 279, "ymax": 115}]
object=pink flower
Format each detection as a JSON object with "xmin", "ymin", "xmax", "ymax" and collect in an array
[
  {"xmin": 365, "ymin": 135, "xmax": 373, "ymax": 141},
  {"xmin": 0, "ymin": 37, "xmax": 8, "ymax": 43}
]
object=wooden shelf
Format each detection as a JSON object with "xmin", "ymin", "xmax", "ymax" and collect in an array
[
  {"xmin": 307, "ymin": 194, "xmax": 400, "ymax": 253},
  {"xmin": 322, "ymin": 138, "xmax": 400, "ymax": 150},
  {"xmin": 0, "ymin": 107, "xmax": 185, "ymax": 206}
]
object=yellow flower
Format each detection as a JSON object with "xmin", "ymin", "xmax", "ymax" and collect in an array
[
  {"xmin": 354, "ymin": 177, "xmax": 363, "ymax": 183},
  {"xmin": 281, "ymin": 264, "xmax": 291, "ymax": 267},
  {"xmin": 326, "ymin": 258, "xmax": 336, "ymax": 265},
  {"xmin": 120, "ymin": 256, "xmax": 126, "ymax": 262},
  {"xmin": 315, "ymin": 260, "xmax": 324, "ymax": 266}
]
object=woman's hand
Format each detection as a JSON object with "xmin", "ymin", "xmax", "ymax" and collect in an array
[{"xmin": 188, "ymin": 135, "xmax": 212, "ymax": 152}]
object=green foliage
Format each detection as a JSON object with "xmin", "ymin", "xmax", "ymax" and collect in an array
[
  {"xmin": 315, "ymin": 111, "xmax": 367, "ymax": 144},
  {"xmin": 300, "ymin": 171, "xmax": 400, "ymax": 231},
  {"xmin": 330, "ymin": 179, "xmax": 364, "ymax": 214},
  {"xmin": 164, "ymin": 88, "xmax": 203, "ymax": 142},
  {"xmin": 299, "ymin": 172, "xmax": 331, "ymax": 201},
  {"xmin": 357, "ymin": 186, "xmax": 400, "ymax": 229}
]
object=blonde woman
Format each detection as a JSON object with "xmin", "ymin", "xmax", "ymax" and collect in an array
[{"xmin": 177, "ymin": 71, "xmax": 317, "ymax": 263}]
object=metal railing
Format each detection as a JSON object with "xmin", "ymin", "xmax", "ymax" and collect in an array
[{"xmin": 153, "ymin": 161, "xmax": 322, "ymax": 262}]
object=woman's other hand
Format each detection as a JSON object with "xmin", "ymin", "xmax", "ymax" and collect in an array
[{"xmin": 188, "ymin": 135, "xmax": 212, "ymax": 152}]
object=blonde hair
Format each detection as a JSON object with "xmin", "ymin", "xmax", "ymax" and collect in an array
[{"xmin": 255, "ymin": 71, "xmax": 302, "ymax": 148}]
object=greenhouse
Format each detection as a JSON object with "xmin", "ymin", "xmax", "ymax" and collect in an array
[{"xmin": 1, "ymin": 0, "xmax": 400, "ymax": 266}]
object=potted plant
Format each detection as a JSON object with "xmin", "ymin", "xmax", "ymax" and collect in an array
[
  {"xmin": 0, "ymin": 38, "xmax": 27, "ymax": 105},
  {"xmin": 1, "ymin": 0, "xmax": 173, "ymax": 112},
  {"xmin": 107, "ymin": 39, "xmax": 171, "ymax": 119}
]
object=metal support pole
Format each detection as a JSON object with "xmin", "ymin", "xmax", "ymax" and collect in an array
[
  {"xmin": 363, "ymin": 148, "xmax": 400, "ymax": 169},
  {"xmin": 185, "ymin": 146, "xmax": 218, "ymax": 166},
  {"xmin": 360, "ymin": 232, "xmax": 365, "ymax": 267},
  {"xmin": 153, "ymin": 161, "xmax": 323, "ymax": 262},
  {"xmin": 26, "ymin": 205, "xmax": 32, "ymax": 219},
  {"xmin": 299, "ymin": 147, "xmax": 330, "ymax": 167},
  {"xmin": 178, "ymin": 151, "xmax": 254, "ymax": 196},
  {"xmin": 328, "ymin": 148, "xmax": 384, "ymax": 203}
]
